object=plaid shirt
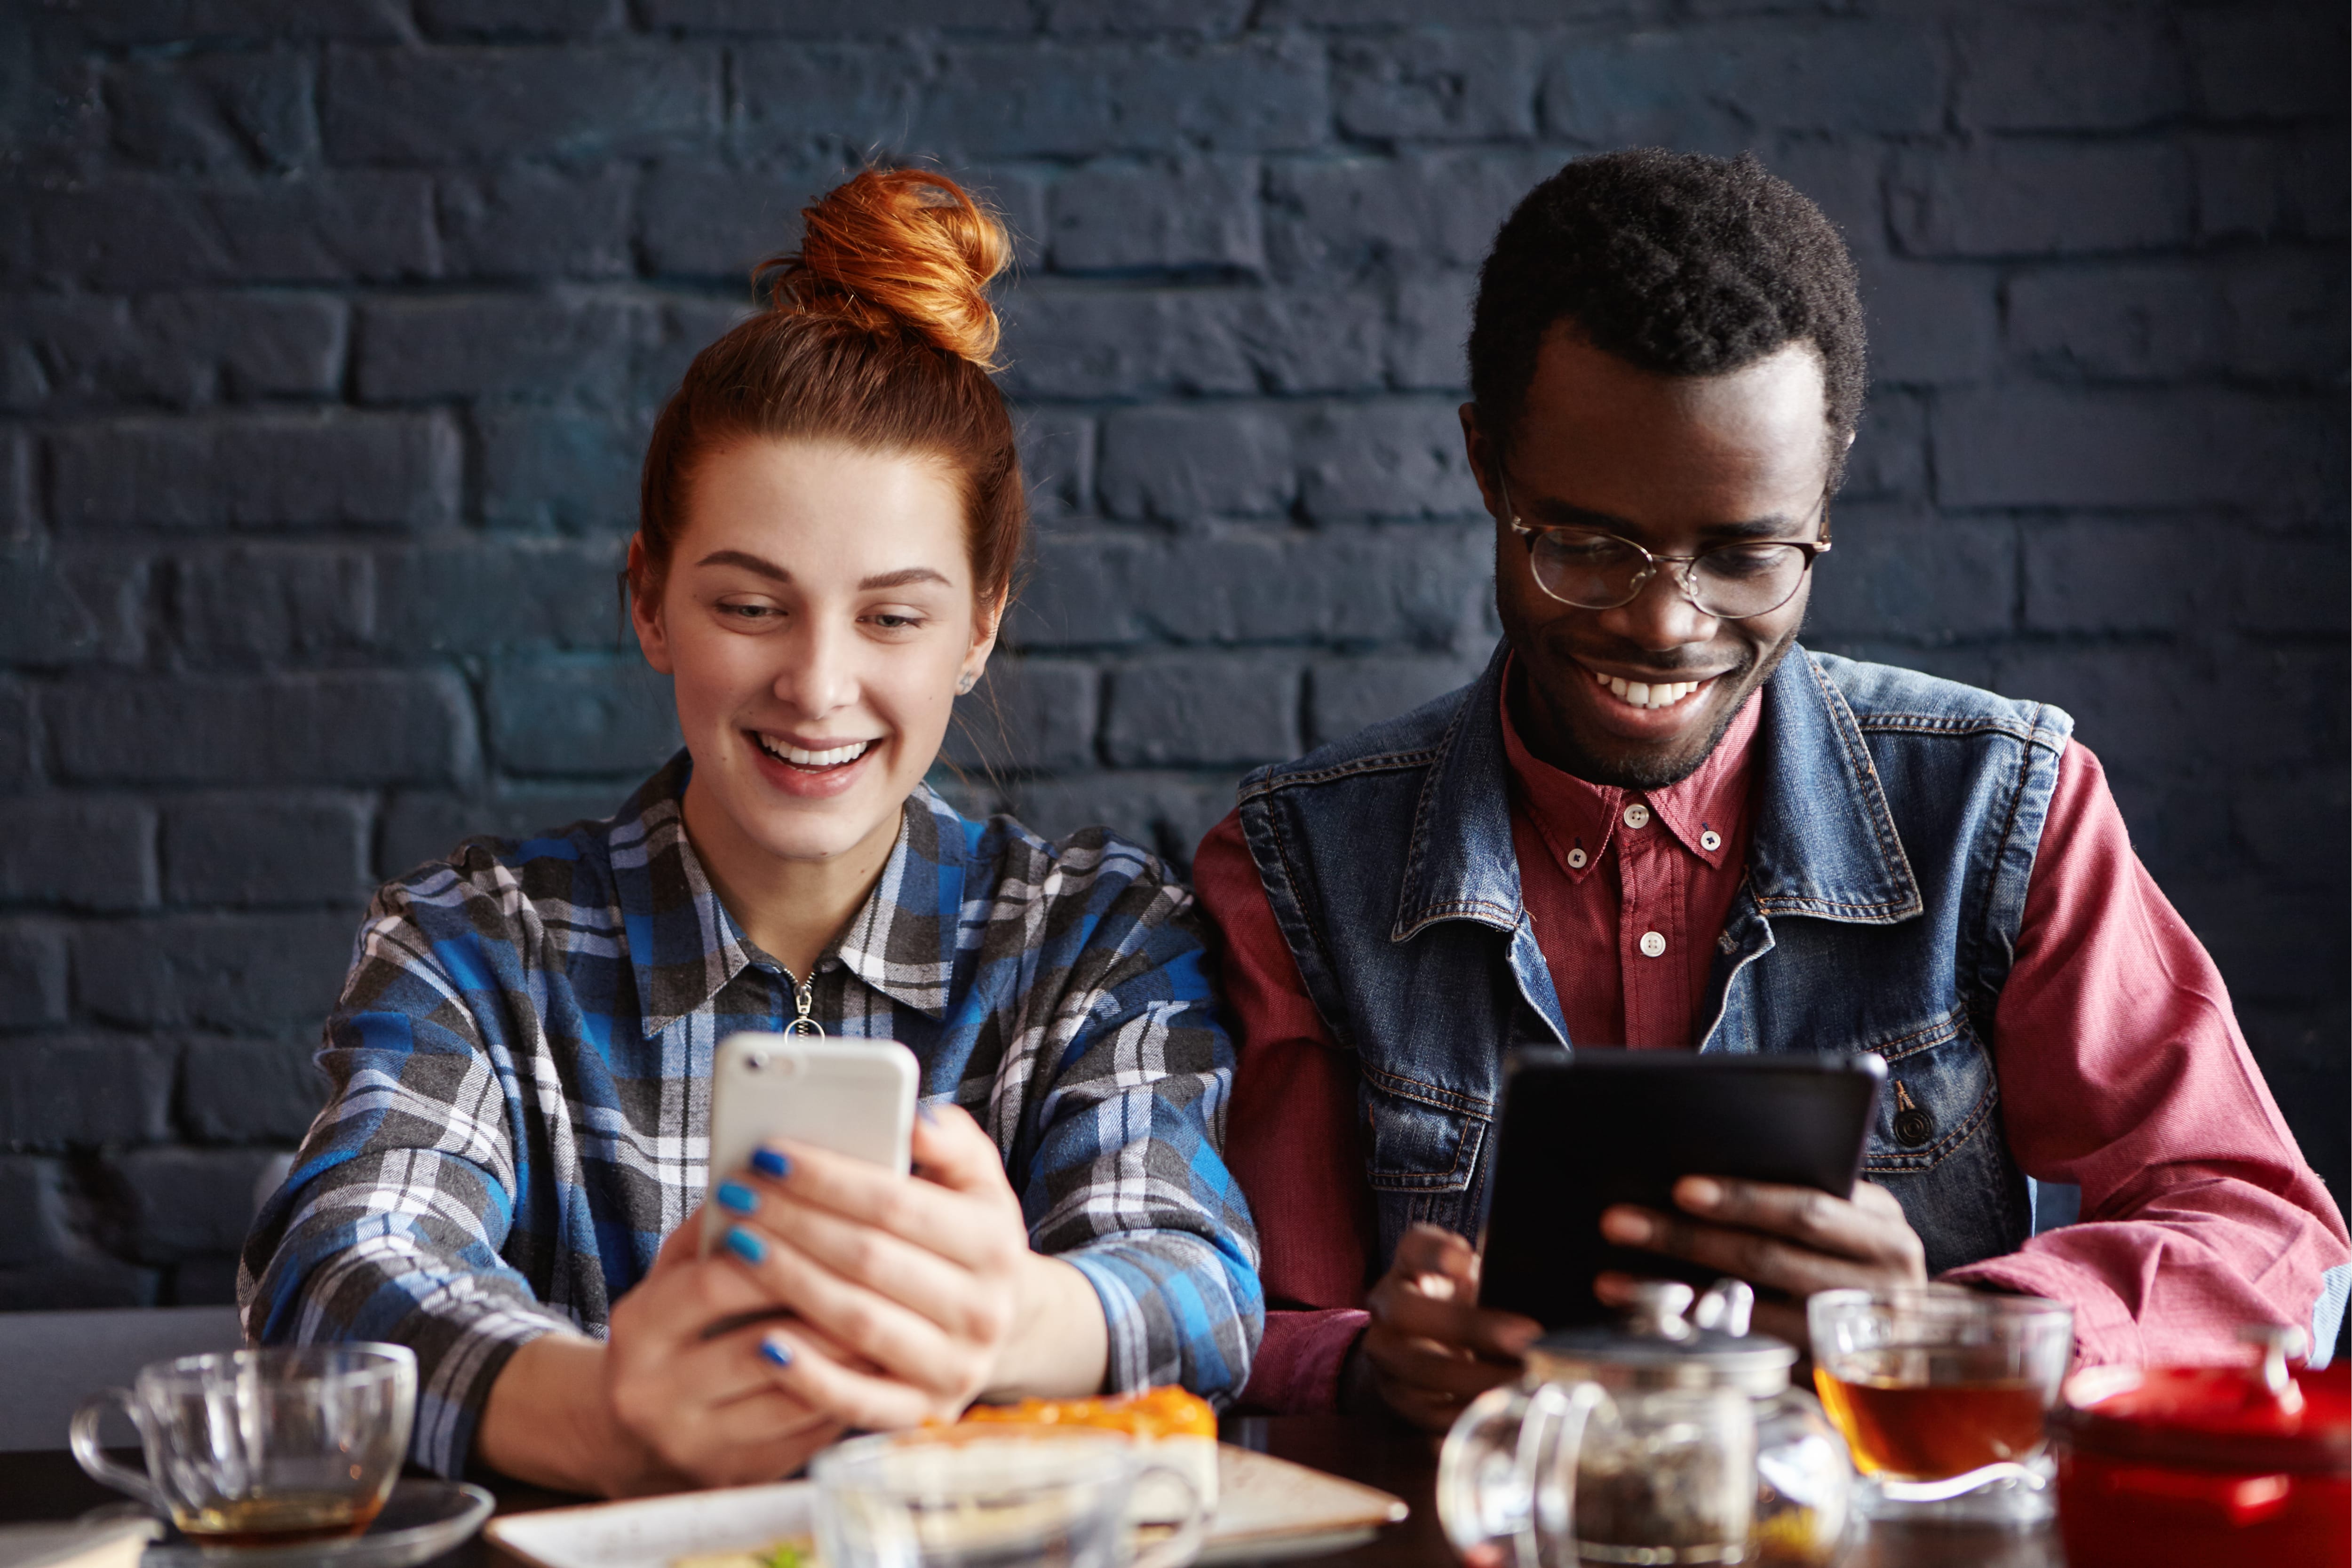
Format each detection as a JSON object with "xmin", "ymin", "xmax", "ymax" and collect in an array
[{"xmin": 238, "ymin": 756, "xmax": 1262, "ymax": 1478}]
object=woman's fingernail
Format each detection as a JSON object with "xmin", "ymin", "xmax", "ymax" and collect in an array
[
  {"xmin": 916, "ymin": 1100, "xmax": 938, "ymax": 1126},
  {"xmin": 758, "ymin": 1337, "xmax": 794, "ymax": 1369},
  {"xmin": 1680, "ymin": 1177, "xmax": 1723, "ymax": 1212},
  {"xmin": 751, "ymin": 1147, "xmax": 790, "ymax": 1180},
  {"xmin": 725, "ymin": 1226, "xmax": 768, "ymax": 1265},
  {"xmin": 1602, "ymin": 1209, "xmax": 1652, "ymax": 1245},
  {"xmin": 715, "ymin": 1180, "xmax": 758, "ymax": 1215}
]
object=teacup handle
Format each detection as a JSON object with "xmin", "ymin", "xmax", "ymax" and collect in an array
[
  {"xmin": 1129, "ymin": 1456, "xmax": 1209, "ymax": 1568},
  {"xmin": 72, "ymin": 1388, "xmax": 164, "ymax": 1512}
]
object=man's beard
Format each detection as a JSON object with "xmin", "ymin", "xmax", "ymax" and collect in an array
[{"xmin": 1517, "ymin": 631, "xmax": 1797, "ymax": 791}]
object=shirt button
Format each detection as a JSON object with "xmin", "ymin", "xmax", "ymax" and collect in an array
[
  {"xmin": 1566, "ymin": 848, "xmax": 1589, "ymax": 869},
  {"xmin": 1700, "ymin": 829, "xmax": 1722, "ymax": 853},
  {"xmin": 1623, "ymin": 803, "xmax": 1652, "ymax": 830},
  {"xmin": 1638, "ymin": 931, "xmax": 1667, "ymax": 958}
]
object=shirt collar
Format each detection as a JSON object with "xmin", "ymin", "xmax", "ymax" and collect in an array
[
  {"xmin": 1498, "ymin": 655, "xmax": 1761, "ymax": 879},
  {"xmin": 610, "ymin": 753, "xmax": 972, "ymax": 1035}
]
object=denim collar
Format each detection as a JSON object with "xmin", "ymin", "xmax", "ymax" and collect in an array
[{"xmin": 1393, "ymin": 641, "xmax": 1920, "ymax": 940}]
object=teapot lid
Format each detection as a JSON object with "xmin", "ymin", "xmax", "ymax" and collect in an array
[
  {"xmin": 1530, "ymin": 1281, "xmax": 1796, "ymax": 1396},
  {"xmin": 2051, "ymin": 1325, "xmax": 2350, "ymax": 1473}
]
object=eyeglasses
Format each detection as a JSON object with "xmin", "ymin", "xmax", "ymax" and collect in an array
[{"xmin": 1500, "ymin": 474, "xmax": 1832, "ymax": 621}]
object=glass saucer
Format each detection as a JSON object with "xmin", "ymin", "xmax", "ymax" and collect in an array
[{"xmin": 81, "ymin": 1481, "xmax": 493, "ymax": 1568}]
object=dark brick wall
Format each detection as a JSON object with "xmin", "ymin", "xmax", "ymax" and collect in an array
[{"xmin": 1, "ymin": 0, "xmax": 2343, "ymax": 1309}]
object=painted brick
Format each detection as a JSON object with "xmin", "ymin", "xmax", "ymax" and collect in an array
[
  {"xmin": 0, "ymin": 1037, "xmax": 175, "ymax": 1148},
  {"xmin": 1, "ymin": 294, "xmax": 345, "ymax": 410},
  {"xmin": 1265, "ymin": 150, "xmax": 1560, "ymax": 280},
  {"xmin": 1263, "ymin": 0, "xmax": 1623, "ymax": 21},
  {"xmin": 1017, "ymin": 415, "xmax": 1096, "ymax": 522},
  {"xmin": 2171, "ymin": 879, "xmax": 2343, "ymax": 1009},
  {"xmin": 48, "ymin": 672, "xmax": 474, "ymax": 787},
  {"xmin": 2234, "ymin": 533, "xmax": 2352, "ymax": 636},
  {"xmin": 1098, "ymin": 406, "xmax": 1294, "ymax": 521},
  {"xmin": 1934, "ymin": 388, "xmax": 2342, "ymax": 513},
  {"xmin": 354, "ymin": 295, "xmax": 649, "ymax": 406},
  {"xmin": 72, "ymin": 913, "xmax": 352, "ymax": 1033},
  {"xmin": 1841, "ymin": 391, "xmax": 1925, "ymax": 502},
  {"xmin": 1296, "ymin": 400, "xmax": 1476, "ymax": 519},
  {"xmin": 24, "ymin": 175, "xmax": 438, "ymax": 291},
  {"xmin": 113, "ymin": 1147, "xmax": 286, "ymax": 1262},
  {"xmin": 179, "ymin": 1036, "xmax": 328, "ymax": 1143},
  {"xmin": 1, "ymin": 434, "xmax": 32, "ymax": 546},
  {"xmin": 2219, "ymin": 252, "xmax": 2351, "ymax": 382},
  {"xmin": 914, "ymin": 38, "xmax": 1328, "ymax": 159},
  {"xmin": 485, "ymin": 659, "xmax": 682, "ymax": 776},
  {"xmin": 1804, "ymin": 507, "xmax": 2013, "ymax": 642},
  {"xmin": 0, "ymin": 800, "xmax": 155, "ymax": 913},
  {"xmin": 2183, "ymin": 4, "xmax": 2346, "ymax": 122},
  {"xmin": 60, "ymin": 0, "xmax": 410, "ymax": 44},
  {"xmin": 1103, "ymin": 657, "xmax": 1300, "ymax": 767},
  {"xmin": 373, "ymin": 541, "xmax": 625, "ymax": 654},
  {"xmin": 2020, "ymin": 519, "xmax": 2216, "ymax": 635},
  {"xmin": 0, "ymin": 683, "xmax": 32, "ymax": 792},
  {"xmin": 1863, "ymin": 262, "xmax": 1996, "ymax": 386},
  {"xmin": 323, "ymin": 46, "xmax": 720, "ymax": 165},
  {"xmin": 2235, "ymin": 767, "xmax": 2349, "ymax": 882},
  {"xmin": 171, "ymin": 547, "xmax": 372, "ymax": 663},
  {"xmin": 1891, "ymin": 143, "xmax": 2193, "ymax": 258},
  {"xmin": 52, "ymin": 413, "xmax": 459, "ymax": 531},
  {"xmin": 637, "ymin": 159, "xmax": 838, "ymax": 279},
  {"xmin": 1333, "ymin": 29, "xmax": 1540, "ymax": 142},
  {"xmin": 645, "ymin": 0, "xmax": 1025, "ymax": 30},
  {"xmin": 163, "ymin": 795, "xmax": 369, "ymax": 907},
  {"xmin": 1042, "ymin": 0, "xmax": 1252, "ymax": 36},
  {"xmin": 415, "ymin": 0, "xmax": 628, "ymax": 39},
  {"xmin": 1996, "ymin": 644, "xmax": 2342, "ymax": 783},
  {"xmin": 0, "ymin": 925, "xmax": 70, "ymax": 1029},
  {"xmin": 1389, "ymin": 271, "xmax": 1475, "ymax": 390},
  {"xmin": 106, "ymin": 50, "xmax": 317, "ymax": 173},
  {"xmin": 636, "ymin": 295, "xmax": 757, "ymax": 407},
  {"xmin": 0, "ymin": 1258, "xmax": 158, "ymax": 1311},
  {"xmin": 1544, "ymin": 23, "xmax": 1944, "ymax": 147},
  {"xmin": 731, "ymin": 41, "xmax": 928, "ymax": 160},
  {"xmin": 0, "ymin": 1160, "xmax": 70, "ymax": 1267},
  {"xmin": 475, "ymin": 406, "xmax": 650, "ymax": 534},
  {"xmin": 379, "ymin": 783, "xmax": 632, "ymax": 876},
  {"xmin": 1007, "ymin": 772, "xmax": 1234, "ymax": 870},
  {"xmin": 437, "ymin": 168, "xmax": 635, "ymax": 280},
  {"xmin": 0, "ymin": 549, "xmax": 109, "ymax": 668},
  {"xmin": 1308, "ymin": 653, "xmax": 1485, "ymax": 747},
  {"xmin": 938, "ymin": 660, "xmax": 1098, "ymax": 774},
  {"xmin": 1955, "ymin": 15, "xmax": 2185, "ymax": 131},
  {"xmin": 2006, "ymin": 264, "xmax": 2222, "ymax": 380},
  {"xmin": 1050, "ymin": 159, "xmax": 1263, "ymax": 274},
  {"xmin": 2194, "ymin": 132, "xmax": 2350, "ymax": 242},
  {"xmin": 994, "ymin": 285, "xmax": 1254, "ymax": 399}
]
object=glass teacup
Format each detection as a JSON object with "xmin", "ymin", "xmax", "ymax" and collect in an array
[
  {"xmin": 72, "ymin": 1344, "xmax": 417, "ymax": 1547},
  {"xmin": 1808, "ymin": 1287, "xmax": 2073, "ymax": 1524}
]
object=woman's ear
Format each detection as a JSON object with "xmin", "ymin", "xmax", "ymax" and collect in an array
[
  {"xmin": 959, "ymin": 589, "xmax": 1007, "ymax": 693},
  {"xmin": 628, "ymin": 535, "xmax": 675, "ymax": 675}
]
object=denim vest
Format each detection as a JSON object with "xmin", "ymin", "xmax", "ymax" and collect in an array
[{"xmin": 1234, "ymin": 643, "xmax": 2074, "ymax": 1279}]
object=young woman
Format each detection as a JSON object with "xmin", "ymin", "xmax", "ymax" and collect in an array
[{"xmin": 239, "ymin": 170, "xmax": 1261, "ymax": 1496}]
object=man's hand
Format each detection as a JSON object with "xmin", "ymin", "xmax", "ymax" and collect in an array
[
  {"xmin": 1598, "ymin": 1176, "xmax": 1926, "ymax": 1345},
  {"xmin": 1358, "ymin": 1223, "xmax": 1542, "ymax": 1432}
]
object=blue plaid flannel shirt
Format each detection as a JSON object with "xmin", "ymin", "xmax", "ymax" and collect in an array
[{"xmin": 238, "ymin": 756, "xmax": 1262, "ymax": 1477}]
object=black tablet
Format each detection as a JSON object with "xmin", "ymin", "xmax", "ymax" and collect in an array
[{"xmin": 1477, "ymin": 1048, "xmax": 1886, "ymax": 1329}]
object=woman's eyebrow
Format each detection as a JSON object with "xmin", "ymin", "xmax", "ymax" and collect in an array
[
  {"xmin": 858, "ymin": 567, "xmax": 953, "ymax": 590},
  {"xmin": 691, "ymin": 553, "xmax": 952, "ymax": 591}
]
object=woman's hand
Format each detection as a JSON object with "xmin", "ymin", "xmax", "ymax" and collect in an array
[{"xmin": 707, "ymin": 1103, "xmax": 1109, "ymax": 1427}]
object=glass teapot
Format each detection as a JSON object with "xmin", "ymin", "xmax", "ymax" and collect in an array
[{"xmin": 1437, "ymin": 1280, "xmax": 1852, "ymax": 1568}]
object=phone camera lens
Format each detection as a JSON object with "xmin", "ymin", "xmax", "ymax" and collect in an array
[{"xmin": 746, "ymin": 1053, "xmax": 766, "ymax": 1072}]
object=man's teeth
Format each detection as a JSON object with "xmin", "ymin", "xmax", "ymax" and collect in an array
[
  {"xmin": 757, "ymin": 736, "xmax": 871, "ymax": 767},
  {"xmin": 1593, "ymin": 670, "xmax": 1705, "ymax": 710}
]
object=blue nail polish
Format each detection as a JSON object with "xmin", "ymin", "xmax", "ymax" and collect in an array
[
  {"xmin": 724, "ymin": 1226, "xmax": 767, "ymax": 1265},
  {"xmin": 916, "ymin": 1100, "xmax": 939, "ymax": 1126},
  {"xmin": 751, "ymin": 1147, "xmax": 790, "ymax": 1179},
  {"xmin": 715, "ymin": 1180, "xmax": 757, "ymax": 1215},
  {"xmin": 759, "ymin": 1337, "xmax": 794, "ymax": 1369}
]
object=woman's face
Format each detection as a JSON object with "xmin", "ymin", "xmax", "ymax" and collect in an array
[{"xmin": 633, "ymin": 437, "xmax": 995, "ymax": 879}]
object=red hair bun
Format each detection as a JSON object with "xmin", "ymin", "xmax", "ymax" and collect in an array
[{"xmin": 763, "ymin": 168, "xmax": 1011, "ymax": 370}]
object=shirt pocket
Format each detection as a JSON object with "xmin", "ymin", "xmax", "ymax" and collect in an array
[
  {"xmin": 1359, "ymin": 1067, "xmax": 1488, "ymax": 1194},
  {"xmin": 1857, "ymin": 1006, "xmax": 2003, "ymax": 1175}
]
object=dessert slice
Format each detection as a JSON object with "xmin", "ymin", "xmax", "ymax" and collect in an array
[{"xmin": 960, "ymin": 1385, "xmax": 1219, "ymax": 1519}]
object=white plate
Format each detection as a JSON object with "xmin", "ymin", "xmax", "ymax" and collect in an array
[{"xmin": 487, "ymin": 1446, "xmax": 1406, "ymax": 1568}]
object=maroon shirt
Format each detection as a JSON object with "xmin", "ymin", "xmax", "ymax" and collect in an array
[{"xmin": 1197, "ymin": 680, "xmax": 2349, "ymax": 1413}]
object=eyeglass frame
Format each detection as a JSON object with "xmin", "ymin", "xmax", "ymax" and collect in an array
[{"xmin": 1495, "ymin": 471, "xmax": 1834, "ymax": 621}]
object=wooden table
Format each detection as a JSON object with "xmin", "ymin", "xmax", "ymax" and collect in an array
[{"xmin": 1, "ymin": 1417, "xmax": 2062, "ymax": 1568}]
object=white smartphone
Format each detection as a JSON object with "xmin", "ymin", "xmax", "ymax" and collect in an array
[{"xmin": 700, "ymin": 1032, "xmax": 921, "ymax": 1256}]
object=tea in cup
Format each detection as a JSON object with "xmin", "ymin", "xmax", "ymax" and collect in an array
[{"xmin": 71, "ymin": 1344, "xmax": 417, "ymax": 1547}]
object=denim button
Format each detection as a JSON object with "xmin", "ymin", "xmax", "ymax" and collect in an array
[
  {"xmin": 1622, "ymin": 803, "xmax": 1652, "ymax": 830},
  {"xmin": 1894, "ymin": 1107, "xmax": 1934, "ymax": 1146},
  {"xmin": 1638, "ymin": 931, "xmax": 1667, "ymax": 958}
]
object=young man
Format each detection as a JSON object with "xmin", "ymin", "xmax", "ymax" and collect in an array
[{"xmin": 1193, "ymin": 150, "xmax": 2350, "ymax": 1427}]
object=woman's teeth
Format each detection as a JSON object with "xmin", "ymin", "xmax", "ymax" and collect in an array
[
  {"xmin": 1593, "ymin": 670, "xmax": 1706, "ymax": 711},
  {"xmin": 757, "ymin": 736, "xmax": 872, "ymax": 767}
]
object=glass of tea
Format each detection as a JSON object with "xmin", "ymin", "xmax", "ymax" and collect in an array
[
  {"xmin": 71, "ymin": 1344, "xmax": 416, "ymax": 1547},
  {"xmin": 1807, "ymin": 1287, "xmax": 2073, "ymax": 1525}
]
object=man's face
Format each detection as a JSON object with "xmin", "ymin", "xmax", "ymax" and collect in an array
[{"xmin": 1465, "ymin": 331, "xmax": 1837, "ymax": 790}]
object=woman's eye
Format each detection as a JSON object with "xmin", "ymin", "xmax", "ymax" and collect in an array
[
  {"xmin": 720, "ymin": 602, "xmax": 779, "ymax": 621},
  {"xmin": 869, "ymin": 613, "xmax": 924, "ymax": 631}
]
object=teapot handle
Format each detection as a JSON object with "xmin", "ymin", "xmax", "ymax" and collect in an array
[{"xmin": 1438, "ymin": 1379, "xmax": 1605, "ymax": 1568}]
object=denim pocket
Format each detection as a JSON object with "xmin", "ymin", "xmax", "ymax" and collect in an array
[
  {"xmin": 1857, "ymin": 1006, "xmax": 2001, "ymax": 1175},
  {"xmin": 1359, "ymin": 1067, "xmax": 1486, "ymax": 1194}
]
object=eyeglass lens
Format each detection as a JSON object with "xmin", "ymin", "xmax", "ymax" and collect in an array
[{"xmin": 1529, "ymin": 532, "xmax": 1812, "ymax": 618}]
